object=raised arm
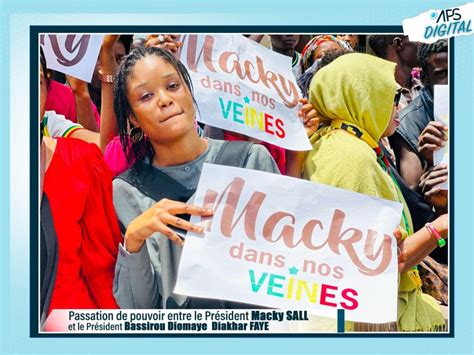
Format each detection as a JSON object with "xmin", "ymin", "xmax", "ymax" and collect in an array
[
  {"xmin": 98, "ymin": 35, "xmax": 121, "ymax": 151},
  {"xmin": 66, "ymin": 74, "xmax": 99, "ymax": 132}
]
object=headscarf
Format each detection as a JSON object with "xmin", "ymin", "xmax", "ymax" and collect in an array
[
  {"xmin": 303, "ymin": 53, "xmax": 445, "ymax": 332},
  {"xmin": 301, "ymin": 35, "xmax": 352, "ymax": 73},
  {"xmin": 298, "ymin": 35, "xmax": 352, "ymax": 97},
  {"xmin": 309, "ymin": 52, "xmax": 396, "ymax": 147}
]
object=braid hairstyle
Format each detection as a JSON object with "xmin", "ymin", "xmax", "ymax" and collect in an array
[
  {"xmin": 113, "ymin": 46, "xmax": 199, "ymax": 166},
  {"xmin": 418, "ymin": 39, "xmax": 448, "ymax": 73}
]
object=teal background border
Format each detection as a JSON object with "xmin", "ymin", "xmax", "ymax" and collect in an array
[
  {"xmin": 27, "ymin": 25, "xmax": 455, "ymax": 339},
  {"xmin": 1, "ymin": 1, "xmax": 473, "ymax": 354}
]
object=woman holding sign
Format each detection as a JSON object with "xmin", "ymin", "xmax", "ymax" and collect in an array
[
  {"xmin": 111, "ymin": 46, "xmax": 281, "ymax": 309},
  {"xmin": 302, "ymin": 53, "xmax": 448, "ymax": 332}
]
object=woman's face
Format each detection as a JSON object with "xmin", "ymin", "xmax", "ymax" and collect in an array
[
  {"xmin": 40, "ymin": 65, "xmax": 47, "ymax": 120},
  {"xmin": 338, "ymin": 35, "xmax": 359, "ymax": 49},
  {"xmin": 382, "ymin": 105, "xmax": 401, "ymax": 138},
  {"xmin": 126, "ymin": 55, "xmax": 195, "ymax": 143},
  {"xmin": 313, "ymin": 41, "xmax": 341, "ymax": 61}
]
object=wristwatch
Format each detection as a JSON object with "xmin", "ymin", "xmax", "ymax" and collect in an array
[{"xmin": 98, "ymin": 70, "xmax": 114, "ymax": 83}]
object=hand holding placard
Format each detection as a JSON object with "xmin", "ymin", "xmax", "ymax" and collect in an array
[
  {"xmin": 176, "ymin": 164, "xmax": 402, "ymax": 324},
  {"xmin": 418, "ymin": 121, "xmax": 448, "ymax": 166},
  {"xmin": 419, "ymin": 164, "xmax": 448, "ymax": 213},
  {"xmin": 145, "ymin": 34, "xmax": 183, "ymax": 54},
  {"xmin": 298, "ymin": 98, "xmax": 319, "ymax": 137},
  {"xmin": 41, "ymin": 34, "xmax": 104, "ymax": 83},
  {"xmin": 125, "ymin": 199, "xmax": 213, "ymax": 252}
]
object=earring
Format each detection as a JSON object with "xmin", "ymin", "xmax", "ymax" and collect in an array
[{"xmin": 130, "ymin": 126, "xmax": 143, "ymax": 144}]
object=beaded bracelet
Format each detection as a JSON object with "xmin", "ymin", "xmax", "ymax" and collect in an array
[{"xmin": 425, "ymin": 222, "xmax": 446, "ymax": 248}]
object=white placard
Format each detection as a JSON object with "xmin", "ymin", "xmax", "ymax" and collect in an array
[
  {"xmin": 433, "ymin": 85, "xmax": 449, "ymax": 165},
  {"xmin": 433, "ymin": 85, "xmax": 449, "ymax": 190},
  {"xmin": 175, "ymin": 164, "xmax": 403, "ymax": 324},
  {"xmin": 178, "ymin": 34, "xmax": 311, "ymax": 151},
  {"xmin": 40, "ymin": 34, "xmax": 104, "ymax": 83}
]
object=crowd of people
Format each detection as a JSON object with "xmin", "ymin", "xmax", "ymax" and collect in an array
[{"xmin": 39, "ymin": 33, "xmax": 449, "ymax": 332}]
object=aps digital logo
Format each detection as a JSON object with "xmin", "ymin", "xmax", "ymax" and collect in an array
[{"xmin": 424, "ymin": 6, "xmax": 472, "ymax": 40}]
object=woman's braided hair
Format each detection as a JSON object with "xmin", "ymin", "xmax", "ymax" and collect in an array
[{"xmin": 113, "ymin": 46, "xmax": 198, "ymax": 165}]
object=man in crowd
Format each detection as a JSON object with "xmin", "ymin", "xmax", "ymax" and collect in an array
[
  {"xmin": 389, "ymin": 39, "xmax": 448, "ymax": 189},
  {"xmin": 270, "ymin": 35, "xmax": 302, "ymax": 79},
  {"xmin": 368, "ymin": 35, "xmax": 422, "ymax": 108}
]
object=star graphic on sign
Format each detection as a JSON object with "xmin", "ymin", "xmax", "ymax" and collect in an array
[
  {"xmin": 243, "ymin": 96, "xmax": 250, "ymax": 104},
  {"xmin": 288, "ymin": 266, "xmax": 299, "ymax": 275}
]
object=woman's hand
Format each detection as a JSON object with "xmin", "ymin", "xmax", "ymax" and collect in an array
[
  {"xmin": 99, "ymin": 35, "xmax": 121, "ymax": 74},
  {"xmin": 65, "ymin": 74, "xmax": 99, "ymax": 132},
  {"xmin": 298, "ymin": 98, "xmax": 319, "ymax": 137},
  {"xmin": 145, "ymin": 34, "xmax": 182, "ymax": 53},
  {"xmin": 285, "ymin": 98, "xmax": 318, "ymax": 178},
  {"xmin": 394, "ymin": 213, "xmax": 448, "ymax": 273},
  {"xmin": 393, "ymin": 228, "xmax": 408, "ymax": 272},
  {"xmin": 65, "ymin": 74, "xmax": 89, "ymax": 95},
  {"xmin": 125, "ymin": 198, "xmax": 214, "ymax": 253},
  {"xmin": 431, "ymin": 213, "xmax": 448, "ymax": 239},
  {"xmin": 101, "ymin": 34, "xmax": 120, "ymax": 51},
  {"xmin": 98, "ymin": 35, "xmax": 121, "ymax": 151}
]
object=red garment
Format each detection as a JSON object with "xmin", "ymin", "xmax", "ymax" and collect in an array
[
  {"xmin": 43, "ymin": 138, "xmax": 122, "ymax": 312},
  {"xmin": 45, "ymin": 80, "xmax": 101, "ymax": 127},
  {"xmin": 223, "ymin": 131, "xmax": 287, "ymax": 174}
]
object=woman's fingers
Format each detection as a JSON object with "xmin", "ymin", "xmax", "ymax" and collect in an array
[
  {"xmin": 145, "ymin": 37, "xmax": 163, "ymax": 48},
  {"xmin": 298, "ymin": 103, "xmax": 319, "ymax": 129},
  {"xmin": 145, "ymin": 34, "xmax": 182, "ymax": 50},
  {"xmin": 300, "ymin": 103, "xmax": 313, "ymax": 113},
  {"xmin": 153, "ymin": 199, "xmax": 213, "ymax": 229},
  {"xmin": 305, "ymin": 110, "xmax": 318, "ymax": 120},
  {"xmin": 139, "ymin": 199, "xmax": 215, "ymax": 245},
  {"xmin": 298, "ymin": 97, "xmax": 308, "ymax": 105},
  {"xmin": 160, "ymin": 42, "xmax": 180, "ymax": 53},
  {"xmin": 155, "ymin": 199, "xmax": 213, "ymax": 215},
  {"xmin": 167, "ymin": 203, "xmax": 214, "ymax": 217},
  {"xmin": 161, "ymin": 213, "xmax": 205, "ymax": 234},
  {"xmin": 146, "ymin": 42, "xmax": 180, "ymax": 53},
  {"xmin": 146, "ymin": 34, "xmax": 176, "ymax": 42},
  {"xmin": 159, "ymin": 224, "xmax": 185, "ymax": 246},
  {"xmin": 393, "ymin": 228, "xmax": 408, "ymax": 271},
  {"xmin": 393, "ymin": 228, "xmax": 403, "ymax": 245}
]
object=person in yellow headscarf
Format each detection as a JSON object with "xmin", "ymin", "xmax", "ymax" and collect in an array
[{"xmin": 303, "ymin": 52, "xmax": 448, "ymax": 332}]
